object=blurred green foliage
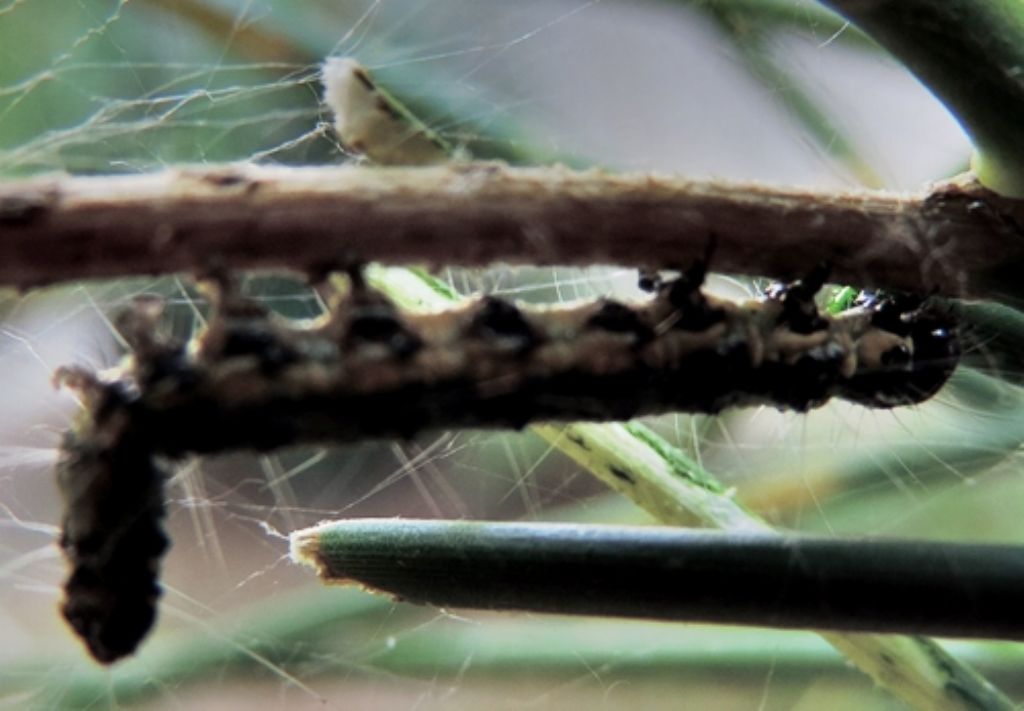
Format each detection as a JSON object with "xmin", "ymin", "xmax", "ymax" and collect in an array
[{"xmin": 1, "ymin": 1, "xmax": 1023, "ymax": 709}]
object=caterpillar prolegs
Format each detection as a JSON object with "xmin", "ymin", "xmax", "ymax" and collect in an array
[{"xmin": 54, "ymin": 267, "xmax": 959, "ymax": 662}]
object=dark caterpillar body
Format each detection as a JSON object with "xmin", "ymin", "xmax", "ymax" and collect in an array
[
  {"xmin": 55, "ymin": 380, "xmax": 168, "ymax": 664},
  {"xmin": 139, "ymin": 271, "xmax": 956, "ymax": 447},
  {"xmin": 54, "ymin": 270, "xmax": 959, "ymax": 663}
]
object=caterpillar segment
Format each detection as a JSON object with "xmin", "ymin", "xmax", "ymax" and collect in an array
[{"xmin": 54, "ymin": 268, "xmax": 959, "ymax": 663}]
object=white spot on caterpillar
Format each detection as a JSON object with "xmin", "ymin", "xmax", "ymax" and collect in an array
[
  {"xmin": 321, "ymin": 57, "xmax": 454, "ymax": 166},
  {"xmin": 856, "ymin": 329, "xmax": 909, "ymax": 369}
]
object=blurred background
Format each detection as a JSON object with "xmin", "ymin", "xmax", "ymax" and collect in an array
[{"xmin": 1, "ymin": 0, "xmax": 1022, "ymax": 709}]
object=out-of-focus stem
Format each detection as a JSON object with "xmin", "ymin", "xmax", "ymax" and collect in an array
[
  {"xmin": 819, "ymin": 0, "xmax": 1024, "ymax": 197},
  {"xmin": 291, "ymin": 518, "xmax": 1024, "ymax": 642},
  {"xmin": 707, "ymin": 6, "xmax": 883, "ymax": 187}
]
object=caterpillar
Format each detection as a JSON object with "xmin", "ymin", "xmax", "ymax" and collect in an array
[
  {"xmin": 63, "ymin": 267, "xmax": 958, "ymax": 455},
  {"xmin": 55, "ymin": 385, "xmax": 169, "ymax": 665},
  {"xmin": 53, "ymin": 266, "xmax": 958, "ymax": 663}
]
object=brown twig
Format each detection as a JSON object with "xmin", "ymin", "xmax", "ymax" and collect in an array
[{"xmin": 1, "ymin": 163, "xmax": 1022, "ymax": 296}]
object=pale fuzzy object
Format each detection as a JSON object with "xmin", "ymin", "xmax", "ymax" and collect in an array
[{"xmin": 321, "ymin": 57, "xmax": 452, "ymax": 166}]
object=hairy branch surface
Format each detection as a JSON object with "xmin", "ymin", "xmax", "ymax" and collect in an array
[{"xmin": 1, "ymin": 163, "xmax": 1021, "ymax": 296}]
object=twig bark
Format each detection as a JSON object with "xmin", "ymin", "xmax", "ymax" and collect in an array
[{"xmin": 1, "ymin": 163, "xmax": 1022, "ymax": 297}]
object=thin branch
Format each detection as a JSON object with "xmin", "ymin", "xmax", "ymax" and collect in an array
[{"xmin": 1, "ymin": 164, "xmax": 1022, "ymax": 297}]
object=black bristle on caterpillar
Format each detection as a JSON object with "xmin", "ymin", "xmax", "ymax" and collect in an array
[
  {"xmin": 54, "ymin": 267, "xmax": 959, "ymax": 663},
  {"xmin": 765, "ymin": 263, "xmax": 830, "ymax": 334}
]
